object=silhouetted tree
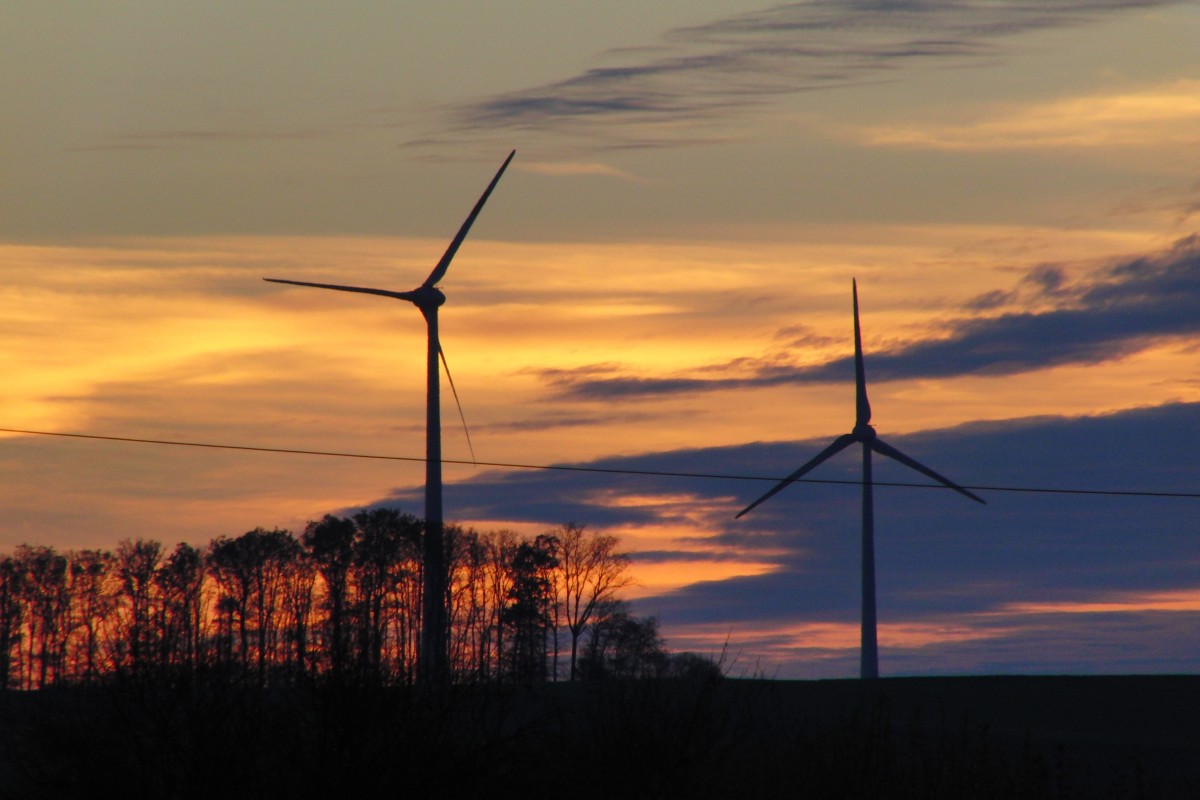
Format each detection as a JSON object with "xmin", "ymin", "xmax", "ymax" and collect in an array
[
  {"xmin": 20, "ymin": 545, "xmax": 71, "ymax": 687},
  {"xmin": 0, "ymin": 516, "xmax": 648, "ymax": 688},
  {"xmin": 115, "ymin": 538, "xmax": 162, "ymax": 675},
  {"xmin": 215, "ymin": 594, "xmax": 238, "ymax": 667},
  {"xmin": 580, "ymin": 601, "xmax": 668, "ymax": 680},
  {"xmin": 69, "ymin": 548, "xmax": 113, "ymax": 681},
  {"xmin": 0, "ymin": 555, "xmax": 26, "ymax": 689},
  {"xmin": 208, "ymin": 528, "xmax": 299, "ymax": 684},
  {"xmin": 302, "ymin": 515, "xmax": 356, "ymax": 679},
  {"xmin": 351, "ymin": 509, "xmax": 421, "ymax": 679},
  {"xmin": 665, "ymin": 650, "xmax": 725, "ymax": 682},
  {"xmin": 502, "ymin": 534, "xmax": 559, "ymax": 683},
  {"xmin": 555, "ymin": 523, "xmax": 632, "ymax": 680},
  {"xmin": 383, "ymin": 534, "xmax": 424, "ymax": 682},
  {"xmin": 281, "ymin": 550, "xmax": 316, "ymax": 676},
  {"xmin": 448, "ymin": 527, "xmax": 489, "ymax": 679},
  {"xmin": 478, "ymin": 529, "xmax": 517, "ymax": 681},
  {"xmin": 208, "ymin": 533, "xmax": 255, "ymax": 675},
  {"xmin": 155, "ymin": 542, "xmax": 205, "ymax": 672}
]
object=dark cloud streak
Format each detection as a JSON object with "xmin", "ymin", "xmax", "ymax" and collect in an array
[
  {"xmin": 447, "ymin": 0, "xmax": 1179, "ymax": 150},
  {"xmin": 547, "ymin": 235, "xmax": 1200, "ymax": 400}
]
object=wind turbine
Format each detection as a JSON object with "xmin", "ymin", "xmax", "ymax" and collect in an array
[
  {"xmin": 736, "ymin": 279, "xmax": 985, "ymax": 679},
  {"xmin": 264, "ymin": 150, "xmax": 515, "ymax": 685}
]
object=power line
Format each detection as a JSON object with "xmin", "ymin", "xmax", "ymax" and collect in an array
[{"xmin": 2, "ymin": 426, "xmax": 1197, "ymax": 500}]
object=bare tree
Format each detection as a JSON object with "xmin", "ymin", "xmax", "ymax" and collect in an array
[
  {"xmin": 156, "ymin": 543, "xmax": 205, "ymax": 672},
  {"xmin": 115, "ymin": 539, "xmax": 162, "ymax": 675},
  {"xmin": 0, "ymin": 518, "xmax": 645, "ymax": 689},
  {"xmin": 214, "ymin": 594, "xmax": 238, "ymax": 667},
  {"xmin": 69, "ymin": 549, "xmax": 114, "ymax": 681},
  {"xmin": 280, "ymin": 549, "xmax": 316, "ymax": 676},
  {"xmin": 20, "ymin": 545, "xmax": 72, "ymax": 686},
  {"xmin": 351, "ymin": 509, "xmax": 420, "ymax": 679},
  {"xmin": 555, "ymin": 523, "xmax": 633, "ymax": 680},
  {"xmin": 481, "ymin": 529, "xmax": 517, "ymax": 681},
  {"xmin": 302, "ymin": 515, "xmax": 356, "ymax": 679},
  {"xmin": 207, "ymin": 533, "xmax": 255, "ymax": 676},
  {"xmin": 448, "ymin": 527, "xmax": 490, "ymax": 679},
  {"xmin": 250, "ymin": 529, "xmax": 299, "ymax": 684},
  {"xmin": 0, "ymin": 555, "xmax": 26, "ymax": 689}
]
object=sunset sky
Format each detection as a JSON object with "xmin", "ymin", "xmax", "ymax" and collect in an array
[{"xmin": 3, "ymin": 1, "xmax": 1199, "ymax": 678}]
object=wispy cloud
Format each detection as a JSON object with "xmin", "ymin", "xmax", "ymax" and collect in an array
[
  {"xmin": 542, "ymin": 234, "xmax": 1200, "ymax": 399},
  {"xmin": 444, "ymin": 0, "xmax": 1179, "ymax": 151},
  {"xmin": 517, "ymin": 160, "xmax": 649, "ymax": 182},
  {"xmin": 475, "ymin": 409, "xmax": 663, "ymax": 434},
  {"xmin": 856, "ymin": 79, "xmax": 1200, "ymax": 151}
]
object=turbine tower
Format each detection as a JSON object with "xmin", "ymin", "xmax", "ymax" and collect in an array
[
  {"xmin": 736, "ymin": 279, "xmax": 985, "ymax": 679},
  {"xmin": 264, "ymin": 150, "xmax": 515, "ymax": 685}
]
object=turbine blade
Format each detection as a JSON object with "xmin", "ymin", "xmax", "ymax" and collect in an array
[
  {"xmin": 736, "ymin": 433, "xmax": 857, "ymax": 518},
  {"xmin": 438, "ymin": 343, "xmax": 477, "ymax": 465},
  {"xmin": 853, "ymin": 278, "xmax": 871, "ymax": 428},
  {"xmin": 422, "ymin": 150, "xmax": 516, "ymax": 290},
  {"xmin": 263, "ymin": 278, "xmax": 414, "ymax": 301},
  {"xmin": 870, "ymin": 437, "xmax": 986, "ymax": 504}
]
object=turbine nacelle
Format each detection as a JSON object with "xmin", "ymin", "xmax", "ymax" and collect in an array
[
  {"xmin": 405, "ymin": 284, "xmax": 446, "ymax": 311},
  {"xmin": 853, "ymin": 423, "xmax": 877, "ymax": 441}
]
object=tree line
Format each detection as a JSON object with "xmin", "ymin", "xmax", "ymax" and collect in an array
[{"xmin": 0, "ymin": 513, "xmax": 679, "ymax": 689}]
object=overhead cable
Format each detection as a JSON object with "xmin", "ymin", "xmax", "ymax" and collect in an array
[{"xmin": 1, "ymin": 426, "xmax": 1196, "ymax": 500}]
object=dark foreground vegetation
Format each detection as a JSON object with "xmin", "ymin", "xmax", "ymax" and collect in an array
[
  {"xmin": 0, "ymin": 516, "xmax": 649, "ymax": 689},
  {"xmin": 3, "ymin": 519, "xmax": 1197, "ymax": 797},
  {"xmin": 2, "ymin": 672, "xmax": 1197, "ymax": 799}
]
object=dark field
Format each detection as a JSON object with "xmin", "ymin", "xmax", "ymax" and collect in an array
[{"xmin": 2, "ymin": 674, "xmax": 1197, "ymax": 799}]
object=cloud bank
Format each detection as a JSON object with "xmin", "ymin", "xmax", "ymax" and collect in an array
[
  {"xmin": 541, "ymin": 234, "xmax": 1200, "ymax": 399},
  {"xmin": 365, "ymin": 401, "xmax": 1200, "ymax": 675},
  {"xmin": 857, "ymin": 79, "xmax": 1200, "ymax": 151}
]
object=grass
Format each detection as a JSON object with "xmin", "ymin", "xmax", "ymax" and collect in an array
[{"xmin": 2, "ymin": 673, "xmax": 1197, "ymax": 799}]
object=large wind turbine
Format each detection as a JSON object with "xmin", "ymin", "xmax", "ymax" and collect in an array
[
  {"xmin": 736, "ymin": 279, "xmax": 985, "ymax": 679},
  {"xmin": 264, "ymin": 150, "xmax": 515, "ymax": 685}
]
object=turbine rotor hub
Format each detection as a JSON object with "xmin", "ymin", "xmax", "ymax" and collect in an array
[
  {"xmin": 409, "ymin": 285, "xmax": 446, "ymax": 310},
  {"xmin": 854, "ymin": 423, "xmax": 877, "ymax": 440}
]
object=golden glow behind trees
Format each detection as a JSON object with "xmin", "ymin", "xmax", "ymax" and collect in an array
[{"xmin": 0, "ymin": 519, "xmax": 641, "ymax": 687}]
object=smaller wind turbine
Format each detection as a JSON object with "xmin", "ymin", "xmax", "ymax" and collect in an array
[
  {"xmin": 264, "ymin": 150, "xmax": 515, "ymax": 685},
  {"xmin": 736, "ymin": 279, "xmax": 985, "ymax": 679}
]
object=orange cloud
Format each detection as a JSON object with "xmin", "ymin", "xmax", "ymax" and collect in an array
[
  {"xmin": 854, "ymin": 80, "xmax": 1200, "ymax": 151},
  {"xmin": 1000, "ymin": 589, "xmax": 1200, "ymax": 615},
  {"xmin": 664, "ymin": 619, "xmax": 1022, "ymax": 664},
  {"xmin": 517, "ymin": 161, "xmax": 648, "ymax": 182}
]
